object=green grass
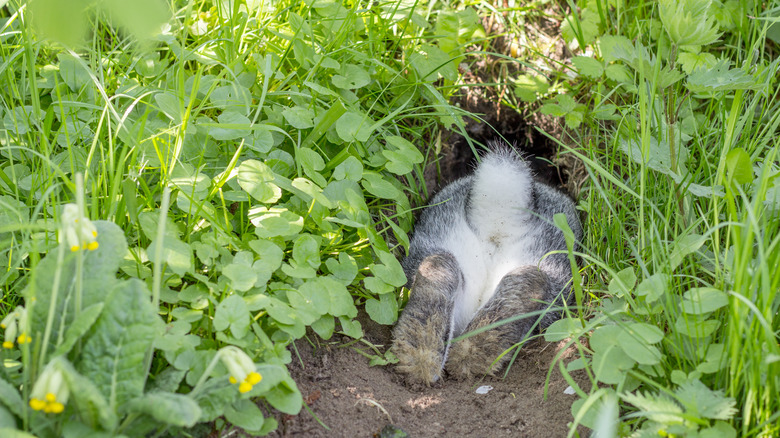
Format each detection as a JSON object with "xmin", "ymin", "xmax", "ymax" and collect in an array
[{"xmin": 1, "ymin": 0, "xmax": 778, "ymax": 436}]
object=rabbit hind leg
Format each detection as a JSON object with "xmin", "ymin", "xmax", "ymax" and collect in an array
[
  {"xmin": 391, "ymin": 253, "xmax": 461, "ymax": 385},
  {"xmin": 445, "ymin": 266, "xmax": 558, "ymax": 380}
]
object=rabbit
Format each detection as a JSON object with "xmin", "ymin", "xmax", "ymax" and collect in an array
[{"xmin": 391, "ymin": 141, "xmax": 583, "ymax": 385}]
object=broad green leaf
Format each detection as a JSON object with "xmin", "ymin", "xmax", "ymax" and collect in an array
[
  {"xmin": 675, "ymin": 314, "xmax": 721, "ymax": 338},
  {"xmin": 57, "ymin": 357, "xmax": 118, "ymax": 430},
  {"xmin": 78, "ymin": 279, "xmax": 163, "ymax": 410},
  {"xmin": 697, "ymin": 343, "xmax": 726, "ymax": 374},
  {"xmin": 605, "ymin": 64, "xmax": 632, "ymax": 83},
  {"xmin": 331, "ymin": 64, "xmax": 370, "ymax": 89},
  {"xmin": 147, "ymin": 235, "xmax": 193, "ymax": 277},
  {"xmin": 681, "ymin": 287, "xmax": 728, "ymax": 314},
  {"xmin": 102, "ymin": 0, "xmax": 169, "ymax": 40},
  {"xmin": 282, "ymin": 106, "xmax": 314, "ymax": 129},
  {"xmin": 339, "ymin": 316, "xmax": 363, "ymax": 338},
  {"xmin": 0, "ymin": 376, "xmax": 23, "ymax": 418},
  {"xmin": 371, "ymin": 250, "xmax": 407, "ymax": 287},
  {"xmin": 362, "ymin": 171, "xmax": 402, "ymax": 200},
  {"xmin": 297, "ymin": 148, "xmax": 328, "ymax": 187},
  {"xmin": 53, "ymin": 303, "xmax": 104, "ymax": 356},
  {"xmin": 333, "ymin": 156, "xmax": 363, "ymax": 181},
  {"xmin": 248, "ymin": 239, "xmax": 284, "ymax": 272},
  {"xmin": 58, "ymin": 53, "xmax": 91, "ymax": 91},
  {"xmin": 686, "ymin": 59, "xmax": 760, "ymax": 93},
  {"xmin": 249, "ymin": 126, "xmax": 275, "ymax": 153},
  {"xmin": 668, "ymin": 233, "xmax": 705, "ymax": 270},
  {"xmin": 675, "ymin": 379, "xmax": 737, "ymax": 420},
  {"xmin": 250, "ymin": 207, "xmax": 304, "ymax": 238},
  {"xmin": 224, "ymin": 399, "xmax": 265, "ymax": 432},
  {"xmin": 291, "ymin": 177, "xmax": 334, "ymax": 208},
  {"xmin": 659, "ymin": 0, "xmax": 721, "ymax": 46},
  {"xmin": 336, "ymin": 111, "xmax": 373, "ymax": 142},
  {"xmin": 544, "ymin": 317, "xmax": 583, "ymax": 342},
  {"xmin": 223, "ymin": 257, "xmax": 258, "ymax": 292},
  {"xmin": 127, "ymin": 392, "xmax": 202, "ymax": 427},
  {"xmin": 607, "ymin": 267, "xmax": 636, "ymax": 297},
  {"xmin": 209, "ymin": 111, "xmax": 251, "ymax": 141},
  {"xmin": 238, "ymin": 160, "xmax": 281, "ymax": 204},
  {"xmin": 263, "ymin": 375, "xmax": 302, "ymax": 415},
  {"xmin": 678, "ymin": 50, "xmax": 717, "ymax": 74},
  {"xmin": 408, "ymin": 44, "xmax": 457, "ymax": 81},
  {"xmin": 325, "ymin": 252, "xmax": 358, "ymax": 285},
  {"xmin": 636, "ymin": 273, "xmax": 669, "ymax": 304},
  {"xmin": 365, "ymin": 293, "xmax": 398, "ymax": 324},
  {"xmin": 214, "ymin": 295, "xmax": 250, "ymax": 338},
  {"xmin": 514, "ymin": 74, "xmax": 549, "ymax": 102},
  {"xmin": 725, "ymin": 148, "xmax": 752, "ymax": 185},
  {"xmin": 383, "ymin": 135, "xmax": 424, "ymax": 175},
  {"xmin": 617, "ymin": 323, "xmax": 664, "ymax": 365},
  {"xmin": 292, "ymin": 234, "xmax": 320, "ymax": 269},
  {"xmin": 572, "ymin": 56, "xmax": 604, "ymax": 78},
  {"xmin": 311, "ymin": 315, "xmax": 335, "ymax": 339},
  {"xmin": 154, "ymin": 92, "xmax": 182, "ymax": 123}
]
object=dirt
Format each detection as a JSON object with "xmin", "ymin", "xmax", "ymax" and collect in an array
[{"xmin": 269, "ymin": 326, "xmax": 587, "ymax": 438}]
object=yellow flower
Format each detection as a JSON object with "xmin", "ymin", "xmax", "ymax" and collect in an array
[
  {"xmin": 2, "ymin": 306, "xmax": 28, "ymax": 349},
  {"xmin": 29, "ymin": 361, "xmax": 69, "ymax": 415},
  {"xmin": 219, "ymin": 346, "xmax": 262, "ymax": 394},
  {"xmin": 59, "ymin": 204, "xmax": 99, "ymax": 252}
]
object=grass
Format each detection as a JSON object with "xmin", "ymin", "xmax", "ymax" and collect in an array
[{"xmin": 0, "ymin": 0, "xmax": 778, "ymax": 436}]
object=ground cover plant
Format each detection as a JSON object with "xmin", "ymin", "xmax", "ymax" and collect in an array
[
  {"xmin": 0, "ymin": 0, "xmax": 484, "ymax": 435},
  {"xmin": 0, "ymin": 0, "xmax": 778, "ymax": 437},
  {"xmin": 532, "ymin": 0, "xmax": 780, "ymax": 436}
]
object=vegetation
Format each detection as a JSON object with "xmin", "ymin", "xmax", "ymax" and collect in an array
[{"xmin": 0, "ymin": 0, "xmax": 777, "ymax": 437}]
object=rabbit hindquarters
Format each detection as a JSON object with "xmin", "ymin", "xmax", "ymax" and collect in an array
[
  {"xmin": 391, "ymin": 253, "xmax": 461, "ymax": 385},
  {"xmin": 392, "ymin": 145, "xmax": 582, "ymax": 385}
]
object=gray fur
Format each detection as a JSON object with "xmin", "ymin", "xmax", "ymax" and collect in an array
[{"xmin": 391, "ymin": 142, "xmax": 583, "ymax": 385}]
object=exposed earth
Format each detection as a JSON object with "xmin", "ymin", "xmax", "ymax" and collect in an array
[{"xmin": 269, "ymin": 328, "xmax": 587, "ymax": 438}]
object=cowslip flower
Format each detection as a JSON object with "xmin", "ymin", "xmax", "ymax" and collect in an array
[
  {"xmin": 2, "ymin": 306, "xmax": 29, "ymax": 349},
  {"xmin": 219, "ymin": 346, "xmax": 262, "ymax": 394},
  {"xmin": 29, "ymin": 361, "xmax": 69, "ymax": 414},
  {"xmin": 59, "ymin": 203, "xmax": 99, "ymax": 252}
]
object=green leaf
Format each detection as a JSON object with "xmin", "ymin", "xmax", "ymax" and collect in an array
[
  {"xmin": 333, "ymin": 156, "xmax": 363, "ymax": 181},
  {"xmin": 362, "ymin": 171, "xmax": 402, "ymax": 200},
  {"xmin": 209, "ymin": 111, "xmax": 251, "ymax": 141},
  {"xmin": 681, "ymin": 287, "xmax": 728, "ymax": 314},
  {"xmin": 365, "ymin": 293, "xmax": 398, "ymax": 325},
  {"xmin": 148, "ymin": 235, "xmax": 193, "ymax": 277},
  {"xmin": 686, "ymin": 59, "xmax": 760, "ymax": 93},
  {"xmin": 668, "ymin": 233, "xmax": 705, "ymax": 270},
  {"xmin": 248, "ymin": 239, "xmax": 284, "ymax": 272},
  {"xmin": 339, "ymin": 316, "xmax": 363, "ymax": 338},
  {"xmin": 408, "ymin": 44, "xmax": 457, "ymax": 81},
  {"xmin": 544, "ymin": 317, "xmax": 584, "ymax": 342},
  {"xmin": 58, "ymin": 53, "xmax": 91, "ymax": 90},
  {"xmin": 697, "ymin": 343, "xmax": 726, "ymax": 374},
  {"xmin": 282, "ymin": 106, "xmax": 315, "ymax": 129},
  {"xmin": 223, "ymin": 258, "xmax": 259, "ymax": 292},
  {"xmin": 53, "ymin": 303, "xmax": 105, "ymax": 356},
  {"xmin": 675, "ymin": 314, "xmax": 721, "ymax": 338},
  {"xmin": 78, "ymin": 279, "xmax": 163, "ymax": 410},
  {"xmin": 622, "ymin": 390, "xmax": 683, "ymax": 424},
  {"xmin": 371, "ymin": 250, "xmax": 407, "ymax": 287},
  {"xmin": 607, "ymin": 267, "xmax": 636, "ymax": 297},
  {"xmin": 57, "ymin": 357, "xmax": 118, "ymax": 430},
  {"xmin": 513, "ymin": 74, "xmax": 549, "ymax": 102},
  {"xmin": 214, "ymin": 295, "xmax": 251, "ymax": 338},
  {"xmin": 617, "ymin": 323, "xmax": 664, "ymax": 365},
  {"xmin": 675, "ymin": 379, "xmax": 737, "ymax": 420},
  {"xmin": 0, "ymin": 376, "xmax": 23, "ymax": 418},
  {"xmin": 331, "ymin": 64, "xmax": 371, "ymax": 89},
  {"xmin": 725, "ymin": 148, "xmax": 753, "ymax": 185},
  {"xmin": 383, "ymin": 136, "xmax": 424, "ymax": 175},
  {"xmin": 635, "ymin": 273, "xmax": 670, "ymax": 304},
  {"xmin": 659, "ymin": 0, "xmax": 721, "ymax": 46},
  {"xmin": 238, "ymin": 160, "xmax": 282, "ymax": 204},
  {"xmin": 102, "ymin": 0, "xmax": 169, "ymax": 40},
  {"xmin": 572, "ymin": 56, "xmax": 604, "ymax": 78},
  {"xmin": 250, "ymin": 207, "xmax": 304, "ymax": 238},
  {"xmin": 678, "ymin": 50, "xmax": 717, "ymax": 74},
  {"xmin": 224, "ymin": 399, "xmax": 265, "ymax": 432},
  {"xmin": 590, "ymin": 325, "xmax": 636, "ymax": 384},
  {"xmin": 127, "ymin": 392, "xmax": 202, "ymax": 427},
  {"xmin": 325, "ymin": 252, "xmax": 358, "ymax": 285},
  {"xmin": 311, "ymin": 315, "xmax": 335, "ymax": 339},
  {"xmin": 154, "ymin": 92, "xmax": 182, "ymax": 124},
  {"xmin": 292, "ymin": 234, "xmax": 320, "ymax": 269},
  {"xmin": 336, "ymin": 111, "xmax": 373, "ymax": 142}
]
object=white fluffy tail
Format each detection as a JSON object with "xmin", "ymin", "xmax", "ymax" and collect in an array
[{"xmin": 467, "ymin": 152, "xmax": 534, "ymax": 238}]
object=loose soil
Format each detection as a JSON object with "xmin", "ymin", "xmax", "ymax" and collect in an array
[{"xmin": 269, "ymin": 326, "xmax": 587, "ymax": 438}]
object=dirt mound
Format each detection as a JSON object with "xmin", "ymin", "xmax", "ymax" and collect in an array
[{"xmin": 270, "ymin": 332, "xmax": 586, "ymax": 437}]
